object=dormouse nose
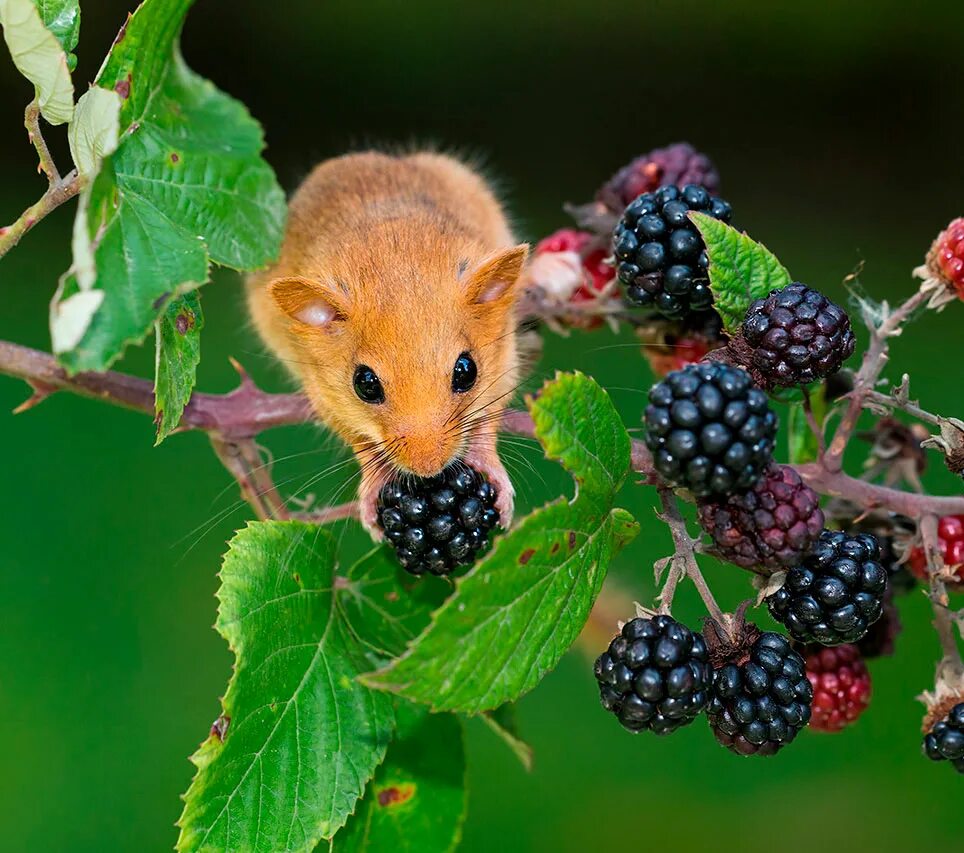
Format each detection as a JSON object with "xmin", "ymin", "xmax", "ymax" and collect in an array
[{"xmin": 396, "ymin": 421, "xmax": 459, "ymax": 477}]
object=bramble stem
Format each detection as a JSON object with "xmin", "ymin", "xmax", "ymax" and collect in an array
[
  {"xmin": 0, "ymin": 170, "xmax": 80, "ymax": 259},
  {"xmin": 864, "ymin": 388, "xmax": 946, "ymax": 428},
  {"xmin": 919, "ymin": 514, "xmax": 963, "ymax": 668},
  {"xmin": 656, "ymin": 488, "xmax": 726, "ymax": 624},
  {"xmin": 801, "ymin": 387, "xmax": 827, "ymax": 455},
  {"xmin": 824, "ymin": 287, "xmax": 930, "ymax": 471},
  {"xmin": 24, "ymin": 101, "xmax": 60, "ymax": 185}
]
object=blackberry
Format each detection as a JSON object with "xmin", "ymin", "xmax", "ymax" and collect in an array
[
  {"xmin": 706, "ymin": 630, "xmax": 813, "ymax": 756},
  {"xmin": 698, "ymin": 463, "xmax": 824, "ymax": 573},
  {"xmin": 643, "ymin": 362, "xmax": 778, "ymax": 498},
  {"xmin": 597, "ymin": 143, "xmax": 721, "ymax": 213},
  {"xmin": 377, "ymin": 465, "xmax": 500, "ymax": 576},
  {"xmin": 766, "ymin": 530, "xmax": 888, "ymax": 645},
  {"xmin": 613, "ymin": 184, "xmax": 733, "ymax": 319},
  {"xmin": 593, "ymin": 615, "xmax": 712, "ymax": 734},
  {"xmin": 923, "ymin": 702, "xmax": 964, "ymax": 774},
  {"xmin": 805, "ymin": 644, "xmax": 872, "ymax": 732},
  {"xmin": 739, "ymin": 283, "xmax": 856, "ymax": 388}
]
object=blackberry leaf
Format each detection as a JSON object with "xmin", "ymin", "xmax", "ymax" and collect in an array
[
  {"xmin": 333, "ymin": 703, "xmax": 467, "ymax": 852},
  {"xmin": 0, "ymin": 0, "xmax": 74, "ymax": 123},
  {"xmin": 362, "ymin": 372, "xmax": 639, "ymax": 713},
  {"xmin": 177, "ymin": 525, "xmax": 446, "ymax": 852},
  {"xmin": 52, "ymin": 0, "xmax": 286, "ymax": 374},
  {"xmin": 689, "ymin": 213, "xmax": 791, "ymax": 334},
  {"xmin": 154, "ymin": 291, "xmax": 202, "ymax": 444}
]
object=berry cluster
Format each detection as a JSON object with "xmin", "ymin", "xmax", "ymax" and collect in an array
[
  {"xmin": 376, "ymin": 466, "xmax": 500, "ymax": 576},
  {"xmin": 534, "ymin": 228, "xmax": 613, "ymax": 303},
  {"xmin": 927, "ymin": 217, "xmax": 964, "ymax": 300},
  {"xmin": 698, "ymin": 463, "xmax": 824, "ymax": 572},
  {"xmin": 594, "ymin": 616, "xmax": 712, "ymax": 734},
  {"xmin": 644, "ymin": 362, "xmax": 778, "ymax": 498},
  {"xmin": 706, "ymin": 631, "xmax": 813, "ymax": 756},
  {"xmin": 765, "ymin": 531, "xmax": 888, "ymax": 645},
  {"xmin": 804, "ymin": 644, "xmax": 872, "ymax": 732},
  {"xmin": 740, "ymin": 283, "xmax": 856, "ymax": 388},
  {"xmin": 597, "ymin": 143, "xmax": 720, "ymax": 214},
  {"xmin": 923, "ymin": 703, "xmax": 964, "ymax": 773},
  {"xmin": 613, "ymin": 184, "xmax": 732, "ymax": 318}
]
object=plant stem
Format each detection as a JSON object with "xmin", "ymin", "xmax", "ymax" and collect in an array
[
  {"xmin": 824, "ymin": 287, "xmax": 930, "ymax": 471},
  {"xmin": 0, "ymin": 170, "xmax": 80, "ymax": 260},
  {"xmin": 656, "ymin": 487, "xmax": 726, "ymax": 624},
  {"xmin": 24, "ymin": 100, "xmax": 60, "ymax": 185},
  {"xmin": 919, "ymin": 513, "xmax": 963, "ymax": 668},
  {"xmin": 864, "ymin": 388, "xmax": 946, "ymax": 428}
]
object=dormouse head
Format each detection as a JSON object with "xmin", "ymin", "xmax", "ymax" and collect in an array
[{"xmin": 269, "ymin": 242, "xmax": 529, "ymax": 478}]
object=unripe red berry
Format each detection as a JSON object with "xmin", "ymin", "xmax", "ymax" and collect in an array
[
  {"xmin": 908, "ymin": 514, "xmax": 964, "ymax": 583},
  {"xmin": 805, "ymin": 644, "xmax": 872, "ymax": 733},
  {"xmin": 934, "ymin": 218, "xmax": 964, "ymax": 299}
]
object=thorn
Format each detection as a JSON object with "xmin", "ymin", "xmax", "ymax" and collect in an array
[
  {"xmin": 12, "ymin": 380, "xmax": 56, "ymax": 414},
  {"xmin": 228, "ymin": 356, "xmax": 257, "ymax": 392}
]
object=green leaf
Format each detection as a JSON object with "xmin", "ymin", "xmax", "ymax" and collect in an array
[
  {"xmin": 67, "ymin": 85, "xmax": 121, "ymax": 177},
  {"xmin": 154, "ymin": 290, "xmax": 202, "ymax": 445},
  {"xmin": 787, "ymin": 386, "xmax": 827, "ymax": 465},
  {"xmin": 0, "ymin": 0, "xmax": 73, "ymax": 124},
  {"xmin": 689, "ymin": 212, "xmax": 792, "ymax": 335},
  {"xmin": 53, "ymin": 0, "xmax": 286, "ymax": 374},
  {"xmin": 177, "ymin": 525, "xmax": 447, "ymax": 852},
  {"xmin": 362, "ymin": 372, "xmax": 639, "ymax": 713},
  {"xmin": 331, "ymin": 704, "xmax": 466, "ymax": 853},
  {"xmin": 479, "ymin": 704, "xmax": 533, "ymax": 772},
  {"xmin": 33, "ymin": 0, "xmax": 79, "ymax": 69}
]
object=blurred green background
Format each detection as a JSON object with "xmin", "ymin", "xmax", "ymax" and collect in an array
[{"xmin": 2, "ymin": 1, "xmax": 963, "ymax": 850}]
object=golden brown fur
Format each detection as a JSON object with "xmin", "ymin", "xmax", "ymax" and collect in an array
[{"xmin": 247, "ymin": 151, "xmax": 527, "ymax": 531}]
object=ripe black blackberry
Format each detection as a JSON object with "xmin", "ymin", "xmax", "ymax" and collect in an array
[
  {"xmin": 643, "ymin": 362, "xmax": 778, "ymax": 498},
  {"xmin": 593, "ymin": 615, "xmax": 712, "ymax": 734},
  {"xmin": 697, "ymin": 463, "xmax": 824, "ymax": 573},
  {"xmin": 765, "ymin": 530, "xmax": 888, "ymax": 645},
  {"xmin": 613, "ymin": 184, "xmax": 733, "ymax": 319},
  {"xmin": 739, "ymin": 283, "xmax": 856, "ymax": 388},
  {"xmin": 377, "ymin": 465, "xmax": 500, "ymax": 576},
  {"xmin": 923, "ymin": 702, "xmax": 964, "ymax": 774},
  {"xmin": 706, "ymin": 629, "xmax": 813, "ymax": 756}
]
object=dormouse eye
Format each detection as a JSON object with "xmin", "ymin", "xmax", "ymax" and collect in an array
[
  {"xmin": 451, "ymin": 352, "xmax": 477, "ymax": 393},
  {"xmin": 353, "ymin": 365, "xmax": 385, "ymax": 404}
]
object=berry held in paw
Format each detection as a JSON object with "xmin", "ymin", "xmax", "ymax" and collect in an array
[
  {"xmin": 766, "ymin": 530, "xmax": 888, "ymax": 645},
  {"xmin": 698, "ymin": 463, "xmax": 824, "ymax": 573},
  {"xmin": 705, "ymin": 629, "xmax": 813, "ymax": 756},
  {"xmin": 923, "ymin": 702, "xmax": 964, "ymax": 774},
  {"xmin": 739, "ymin": 282, "xmax": 856, "ymax": 388},
  {"xmin": 377, "ymin": 465, "xmax": 500, "ymax": 576},
  {"xmin": 644, "ymin": 362, "xmax": 778, "ymax": 498},
  {"xmin": 613, "ymin": 184, "xmax": 732, "ymax": 319},
  {"xmin": 805, "ymin": 643, "xmax": 872, "ymax": 732},
  {"xmin": 594, "ymin": 615, "xmax": 712, "ymax": 735}
]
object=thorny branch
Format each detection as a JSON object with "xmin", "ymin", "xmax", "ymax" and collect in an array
[{"xmin": 0, "ymin": 102, "xmax": 81, "ymax": 260}]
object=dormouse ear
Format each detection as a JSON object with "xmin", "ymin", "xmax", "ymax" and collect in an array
[
  {"xmin": 268, "ymin": 276, "xmax": 348, "ymax": 329},
  {"xmin": 463, "ymin": 244, "xmax": 529, "ymax": 307}
]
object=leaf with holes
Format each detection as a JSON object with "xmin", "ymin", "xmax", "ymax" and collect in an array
[
  {"xmin": 361, "ymin": 372, "xmax": 639, "ymax": 713},
  {"xmin": 331, "ymin": 703, "xmax": 466, "ymax": 852},
  {"xmin": 176, "ymin": 526, "xmax": 447, "ymax": 852},
  {"xmin": 0, "ymin": 0, "xmax": 74, "ymax": 123},
  {"xmin": 154, "ymin": 290, "xmax": 202, "ymax": 444},
  {"xmin": 689, "ymin": 212, "xmax": 792, "ymax": 335},
  {"xmin": 53, "ymin": 0, "xmax": 286, "ymax": 374}
]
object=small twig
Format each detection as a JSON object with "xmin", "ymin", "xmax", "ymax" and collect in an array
[
  {"xmin": 0, "ymin": 169, "xmax": 80, "ymax": 259},
  {"xmin": 864, "ymin": 389, "xmax": 945, "ymax": 428},
  {"xmin": 920, "ymin": 514, "xmax": 964, "ymax": 668},
  {"xmin": 209, "ymin": 435, "xmax": 290, "ymax": 521},
  {"xmin": 824, "ymin": 287, "xmax": 930, "ymax": 471},
  {"xmin": 292, "ymin": 502, "xmax": 359, "ymax": 524},
  {"xmin": 24, "ymin": 100, "xmax": 60, "ymax": 185},
  {"xmin": 656, "ymin": 487, "xmax": 726, "ymax": 624}
]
